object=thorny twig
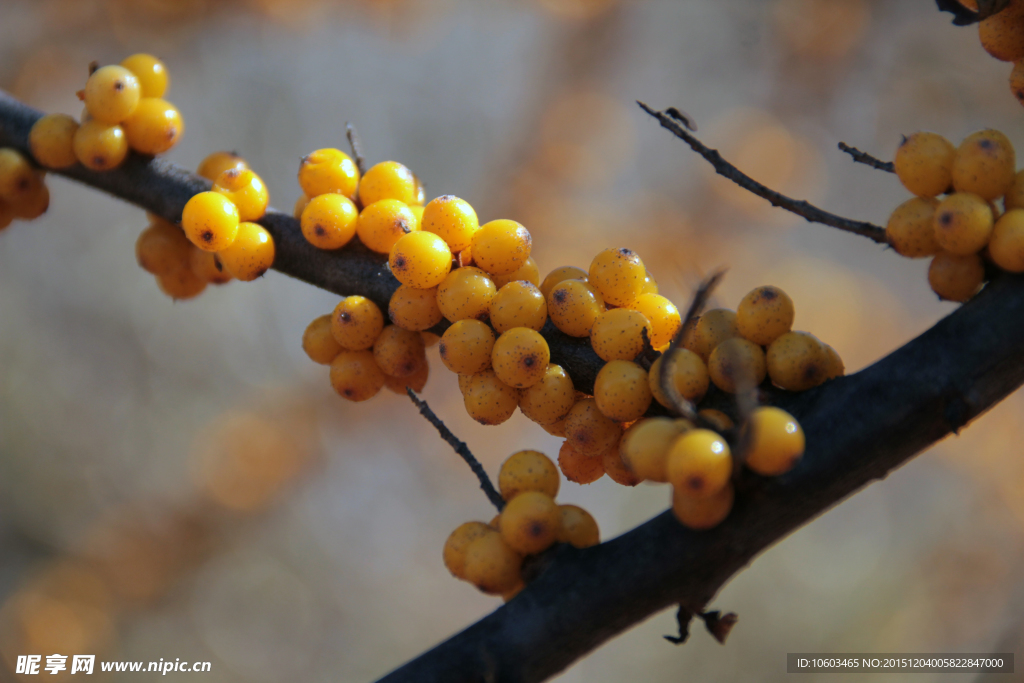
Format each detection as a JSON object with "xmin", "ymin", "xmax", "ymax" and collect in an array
[
  {"xmin": 838, "ymin": 142, "xmax": 895, "ymax": 173},
  {"xmin": 346, "ymin": 122, "xmax": 367, "ymax": 177}
]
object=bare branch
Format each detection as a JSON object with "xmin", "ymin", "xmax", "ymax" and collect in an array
[
  {"xmin": 346, "ymin": 122, "xmax": 367, "ymax": 177},
  {"xmin": 837, "ymin": 142, "xmax": 895, "ymax": 173}
]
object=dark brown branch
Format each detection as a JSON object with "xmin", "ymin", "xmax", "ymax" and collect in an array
[
  {"xmin": 838, "ymin": 142, "xmax": 895, "ymax": 173},
  {"xmin": 406, "ymin": 389, "xmax": 504, "ymax": 511},
  {"xmin": 637, "ymin": 102, "xmax": 889, "ymax": 245},
  {"xmin": 346, "ymin": 122, "xmax": 366, "ymax": 177}
]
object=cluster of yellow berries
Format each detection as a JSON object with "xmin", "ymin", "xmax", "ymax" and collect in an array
[
  {"xmin": 0, "ymin": 148, "xmax": 49, "ymax": 231},
  {"xmin": 887, "ymin": 129, "xmax": 1024, "ymax": 301},
  {"xmin": 443, "ymin": 450, "xmax": 599, "ymax": 600},
  {"xmin": 960, "ymin": 0, "xmax": 1024, "ymax": 109}
]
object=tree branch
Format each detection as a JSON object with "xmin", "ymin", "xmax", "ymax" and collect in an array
[{"xmin": 837, "ymin": 142, "xmax": 895, "ymax": 173}]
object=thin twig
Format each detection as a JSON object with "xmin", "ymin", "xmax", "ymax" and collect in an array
[
  {"xmin": 837, "ymin": 142, "xmax": 894, "ymax": 173},
  {"xmin": 406, "ymin": 388, "xmax": 505, "ymax": 511},
  {"xmin": 346, "ymin": 122, "xmax": 366, "ymax": 177},
  {"xmin": 637, "ymin": 101, "xmax": 889, "ymax": 245}
]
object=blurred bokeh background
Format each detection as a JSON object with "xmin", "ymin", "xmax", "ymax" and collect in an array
[{"xmin": 2, "ymin": 0, "xmax": 1024, "ymax": 680}]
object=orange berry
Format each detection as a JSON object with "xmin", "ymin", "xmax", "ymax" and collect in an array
[
  {"xmin": 590, "ymin": 308, "xmax": 652, "ymax": 362},
  {"xmin": 491, "ymin": 256, "xmax": 541, "ymax": 289},
  {"xmin": 672, "ymin": 483, "xmax": 733, "ymax": 530},
  {"xmin": 84, "ymin": 65, "xmax": 140, "ymax": 124},
  {"xmin": 197, "ymin": 151, "xmax": 247, "ymax": 182},
  {"xmin": 951, "ymin": 129, "xmax": 1016, "ymax": 200},
  {"xmin": 989, "ymin": 208, "xmax": 1024, "ymax": 272},
  {"xmin": 213, "ymin": 168, "xmax": 268, "ymax": 222},
  {"xmin": 189, "ymin": 247, "xmax": 233, "ymax": 285},
  {"xmin": 136, "ymin": 220, "xmax": 192, "ymax": 276},
  {"xmin": 120, "ymin": 53, "xmax": 168, "ymax": 98},
  {"xmin": 627, "ymin": 293, "xmax": 680, "ymax": 349},
  {"xmin": 389, "ymin": 231, "xmax": 452, "ymax": 289},
  {"xmin": 463, "ymin": 532, "xmax": 523, "ymax": 595},
  {"xmin": 620, "ymin": 417, "xmax": 690, "ymax": 483},
  {"xmin": 557, "ymin": 440, "xmax": 604, "ymax": 484},
  {"xmin": 471, "ymin": 219, "xmax": 532, "ymax": 275},
  {"xmin": 518, "ymin": 364, "xmax": 576, "ymax": 425},
  {"xmin": 666, "ymin": 429, "xmax": 731, "ymax": 499},
  {"xmin": 122, "ymin": 98, "xmax": 183, "ymax": 155},
  {"xmin": 373, "ymin": 325, "xmax": 426, "ymax": 378},
  {"xmin": 593, "ymin": 360, "xmax": 652, "ymax": 422},
  {"xmin": 443, "ymin": 522, "xmax": 493, "ymax": 579},
  {"xmin": 564, "ymin": 398, "xmax": 622, "ymax": 457},
  {"xmin": 603, "ymin": 445, "xmax": 641, "ymax": 487},
  {"xmin": 298, "ymin": 148, "xmax": 359, "ymax": 199},
  {"xmin": 437, "ymin": 266, "xmax": 496, "ymax": 322},
  {"xmin": 359, "ymin": 160, "xmax": 419, "ymax": 206},
  {"xmin": 389, "ymin": 284, "xmax": 443, "ymax": 331},
  {"xmin": 330, "ymin": 350, "xmax": 386, "ymax": 402},
  {"xmin": 928, "ymin": 252, "xmax": 985, "ymax": 302},
  {"xmin": 72, "ymin": 120, "xmax": 128, "ymax": 171},
  {"xmin": 490, "ymin": 281, "xmax": 548, "ymax": 333},
  {"xmin": 547, "ymin": 279, "xmax": 605, "ymax": 337},
  {"xmin": 588, "ymin": 247, "xmax": 646, "ymax": 306},
  {"xmin": 420, "ymin": 195, "xmax": 479, "ymax": 252},
  {"xmin": 556, "ymin": 505, "xmax": 599, "ymax": 548},
  {"xmin": 708, "ymin": 337, "xmax": 767, "ymax": 394},
  {"xmin": 357, "ymin": 199, "xmax": 418, "ymax": 254},
  {"xmin": 301, "ymin": 193, "xmax": 358, "ymax": 250},
  {"xmin": 383, "ymin": 359, "xmax": 429, "ymax": 395},
  {"xmin": 216, "ymin": 221, "xmax": 274, "ymax": 281},
  {"xmin": 498, "ymin": 450, "xmax": 560, "ymax": 501},
  {"xmin": 649, "ymin": 350, "xmax": 709, "ymax": 407},
  {"xmin": 462, "ymin": 369, "xmax": 520, "ymax": 425},
  {"xmin": 979, "ymin": 1, "xmax": 1024, "ymax": 61},
  {"xmin": 540, "ymin": 265, "xmax": 588, "ymax": 299},
  {"xmin": 302, "ymin": 315, "xmax": 342, "ymax": 365},
  {"xmin": 886, "ymin": 197, "xmax": 942, "ymax": 258},
  {"xmin": 28, "ymin": 113, "xmax": 79, "ymax": 169},
  {"xmin": 893, "ymin": 132, "xmax": 955, "ymax": 198},
  {"xmin": 331, "ymin": 296, "xmax": 385, "ymax": 350},
  {"xmin": 439, "ymin": 319, "xmax": 495, "ymax": 375},
  {"xmin": 743, "ymin": 407, "xmax": 805, "ymax": 476},
  {"xmin": 766, "ymin": 331, "xmax": 828, "ymax": 391},
  {"xmin": 182, "ymin": 191, "xmax": 240, "ymax": 251},
  {"xmin": 933, "ymin": 192, "xmax": 994, "ymax": 255},
  {"xmin": 735, "ymin": 286, "xmax": 795, "ymax": 346},
  {"xmin": 686, "ymin": 309, "xmax": 739, "ymax": 361},
  {"xmin": 491, "ymin": 327, "xmax": 550, "ymax": 388}
]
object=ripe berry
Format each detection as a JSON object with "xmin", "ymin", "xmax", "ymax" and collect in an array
[
  {"xmin": 518, "ymin": 364, "xmax": 575, "ymax": 425},
  {"xmin": 490, "ymin": 281, "xmax": 548, "ymax": 333},
  {"xmin": 699, "ymin": 409, "xmax": 734, "ymax": 431},
  {"xmin": 293, "ymin": 194, "xmax": 310, "ymax": 219},
  {"xmin": 928, "ymin": 252, "xmax": 984, "ymax": 302},
  {"xmin": 500, "ymin": 491, "xmax": 561, "ymax": 555},
  {"xmin": 389, "ymin": 231, "xmax": 452, "ymax": 289},
  {"xmin": 213, "ymin": 168, "xmax": 268, "ymax": 222},
  {"xmin": 641, "ymin": 271, "xmax": 659, "ymax": 295},
  {"xmin": 72, "ymin": 120, "xmax": 128, "ymax": 171},
  {"xmin": 301, "ymin": 193, "xmax": 358, "ymax": 250},
  {"xmin": 438, "ymin": 319, "xmax": 495, "ymax": 375},
  {"xmin": 886, "ymin": 197, "xmax": 942, "ymax": 258},
  {"xmin": 471, "ymin": 219, "xmax": 532, "ymax": 275},
  {"xmin": 822, "ymin": 344, "xmax": 845, "ymax": 380},
  {"xmin": 197, "ymin": 151, "xmax": 247, "ymax": 181},
  {"xmin": 557, "ymin": 440, "xmax": 605, "ymax": 484},
  {"xmin": 330, "ymin": 350, "xmax": 387, "ymax": 401},
  {"xmin": 120, "ymin": 53, "xmax": 168, "ymax": 98},
  {"xmin": 564, "ymin": 398, "xmax": 622, "ymax": 456},
  {"xmin": 182, "ymin": 191, "xmax": 240, "ymax": 251},
  {"xmin": 491, "ymin": 256, "xmax": 541, "ymax": 289},
  {"xmin": 136, "ymin": 219, "xmax": 192, "ymax": 276},
  {"xmin": 157, "ymin": 266, "xmax": 206, "ymax": 300},
  {"xmin": 11, "ymin": 181, "xmax": 48, "ymax": 221},
  {"xmin": 29, "ymin": 113, "xmax": 79, "ymax": 169},
  {"xmin": 462, "ymin": 369, "xmax": 520, "ymax": 425},
  {"xmin": 620, "ymin": 417, "xmax": 690, "ymax": 483},
  {"xmin": 498, "ymin": 450, "xmax": 560, "ymax": 501},
  {"xmin": 766, "ymin": 331, "xmax": 828, "ymax": 391},
  {"xmin": 649, "ymin": 350, "xmax": 710, "ymax": 407},
  {"xmin": 603, "ymin": 446, "xmax": 642, "ymax": 487},
  {"xmin": 443, "ymin": 521, "xmax": 493, "ymax": 579},
  {"xmin": 556, "ymin": 505, "xmax": 599, "ymax": 548},
  {"xmin": 588, "ymin": 247, "xmax": 646, "ymax": 306},
  {"xmin": 491, "ymin": 327, "xmax": 550, "ymax": 388},
  {"xmin": 743, "ymin": 406, "xmax": 805, "ymax": 476},
  {"xmin": 1011, "ymin": 59, "xmax": 1024, "ymax": 108},
  {"xmin": 384, "ymin": 359, "xmax": 429, "ymax": 395},
  {"xmin": 735, "ymin": 285, "xmax": 795, "ymax": 346},
  {"xmin": 594, "ymin": 360, "xmax": 652, "ymax": 422},
  {"xmin": 0, "ymin": 148, "xmax": 43, "ymax": 204},
  {"xmin": 420, "ymin": 195, "xmax": 479, "ymax": 252},
  {"xmin": 373, "ymin": 325, "xmax": 426, "ymax": 378},
  {"xmin": 436, "ymin": 266, "xmax": 496, "ymax": 322},
  {"xmin": 547, "ymin": 279, "xmax": 605, "ymax": 337},
  {"xmin": 122, "ymin": 98, "xmax": 183, "ymax": 155},
  {"xmin": 302, "ymin": 314, "xmax": 343, "ymax": 364},
  {"xmin": 988, "ymin": 208, "xmax": 1024, "ymax": 272},
  {"xmin": 590, "ymin": 308, "xmax": 652, "ymax": 362},
  {"xmin": 708, "ymin": 337, "xmax": 767, "ymax": 394},
  {"xmin": 979, "ymin": 2, "xmax": 1024, "ymax": 62},
  {"xmin": 952, "ymin": 129, "xmax": 1016, "ymax": 200},
  {"xmin": 666, "ymin": 429, "xmax": 732, "ymax": 499},
  {"xmin": 540, "ymin": 265, "xmax": 588, "ymax": 299},
  {"xmin": 893, "ymin": 132, "xmax": 955, "ymax": 197},
  {"xmin": 84, "ymin": 65, "xmax": 141, "ymax": 124},
  {"xmin": 933, "ymin": 192, "xmax": 994, "ymax": 255},
  {"xmin": 389, "ymin": 284, "xmax": 443, "ymax": 331},
  {"xmin": 216, "ymin": 221, "xmax": 274, "ymax": 281},
  {"xmin": 357, "ymin": 199, "xmax": 418, "ymax": 254},
  {"xmin": 463, "ymin": 532, "xmax": 523, "ymax": 595},
  {"xmin": 189, "ymin": 247, "xmax": 233, "ymax": 285},
  {"xmin": 627, "ymin": 293, "xmax": 680, "ymax": 349},
  {"xmin": 359, "ymin": 161, "xmax": 419, "ymax": 206},
  {"xmin": 686, "ymin": 309, "xmax": 739, "ymax": 361},
  {"xmin": 672, "ymin": 483, "xmax": 733, "ymax": 530},
  {"xmin": 298, "ymin": 148, "xmax": 359, "ymax": 200},
  {"xmin": 329, "ymin": 296, "xmax": 385, "ymax": 351},
  {"xmin": 542, "ymin": 417, "xmax": 567, "ymax": 438}
]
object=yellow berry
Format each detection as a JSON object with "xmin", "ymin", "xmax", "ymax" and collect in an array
[
  {"xmin": 462, "ymin": 369, "xmax": 520, "ymax": 425},
  {"xmin": 301, "ymin": 193, "xmax": 358, "ymax": 250},
  {"xmin": 594, "ymin": 360, "xmax": 652, "ymax": 422},
  {"xmin": 439, "ymin": 319, "xmax": 495, "ymax": 374},
  {"xmin": 29, "ymin": 113, "xmax": 79, "ymax": 169},
  {"xmin": 298, "ymin": 148, "xmax": 359, "ymax": 199},
  {"xmin": 686, "ymin": 309, "xmax": 739, "ymax": 361},
  {"xmin": 136, "ymin": 219, "xmax": 192, "ymax": 276},
  {"xmin": 649, "ymin": 350, "xmax": 710, "ymax": 407},
  {"xmin": 213, "ymin": 168, "xmax": 268, "ymax": 222},
  {"xmin": 500, "ymin": 491, "xmax": 561, "ymax": 555},
  {"xmin": 443, "ymin": 521, "xmax": 493, "ymax": 579},
  {"xmin": 886, "ymin": 197, "xmax": 942, "ymax": 258},
  {"xmin": 302, "ymin": 315, "xmax": 342, "ymax": 365},
  {"xmin": 120, "ymin": 53, "xmax": 168, "ymax": 98},
  {"xmin": 744, "ymin": 406, "xmax": 805, "ymax": 476},
  {"xmin": 933, "ymin": 192, "xmax": 994, "ymax": 255},
  {"xmin": 182, "ymin": 191, "xmax": 240, "ymax": 251},
  {"xmin": 672, "ymin": 483, "xmax": 733, "ymax": 530},
  {"xmin": 893, "ymin": 132, "xmax": 955, "ymax": 197},
  {"xmin": 0, "ymin": 148, "xmax": 43, "ymax": 207},
  {"xmin": 383, "ymin": 359, "xmax": 429, "ymax": 395},
  {"xmin": 603, "ymin": 445, "xmax": 641, "ymax": 487},
  {"xmin": 491, "ymin": 257, "xmax": 541, "ymax": 289},
  {"xmin": 519, "ymin": 364, "xmax": 575, "ymax": 425},
  {"xmin": 72, "ymin": 120, "xmax": 128, "ymax": 171},
  {"xmin": 928, "ymin": 252, "xmax": 985, "ymax": 302},
  {"xmin": 589, "ymin": 308, "xmax": 652, "ymax": 362},
  {"xmin": 490, "ymin": 281, "xmax": 548, "ymax": 333},
  {"xmin": 330, "ymin": 350, "xmax": 387, "ymax": 402},
  {"xmin": 373, "ymin": 325, "xmax": 426, "ymax": 378},
  {"xmin": 557, "ymin": 440, "xmax": 604, "ymax": 484},
  {"xmin": 1006, "ymin": 169, "xmax": 1024, "ymax": 210},
  {"xmin": 359, "ymin": 161, "xmax": 418, "ymax": 206},
  {"xmin": 541, "ymin": 417, "xmax": 567, "ymax": 438},
  {"xmin": 989, "ymin": 208, "xmax": 1024, "ymax": 272},
  {"xmin": 547, "ymin": 279, "xmax": 605, "ymax": 337},
  {"xmin": 331, "ymin": 296, "xmax": 384, "ymax": 350},
  {"xmin": 540, "ymin": 265, "xmax": 588, "ymax": 299},
  {"xmin": 588, "ymin": 247, "xmax": 646, "ymax": 306},
  {"xmin": 556, "ymin": 505, "xmax": 599, "ymax": 548},
  {"xmin": 822, "ymin": 344, "xmax": 845, "ymax": 380},
  {"xmin": 766, "ymin": 331, "xmax": 828, "ymax": 391},
  {"xmin": 666, "ymin": 429, "xmax": 732, "ymax": 499},
  {"xmin": 216, "ymin": 221, "xmax": 274, "ymax": 281},
  {"xmin": 420, "ymin": 195, "xmax": 479, "ymax": 252},
  {"xmin": 708, "ymin": 337, "xmax": 767, "ymax": 394},
  {"xmin": 627, "ymin": 293, "xmax": 680, "ymax": 349},
  {"xmin": 156, "ymin": 265, "xmax": 206, "ymax": 300},
  {"xmin": 641, "ymin": 271, "xmax": 658, "ymax": 295},
  {"xmin": 389, "ymin": 231, "xmax": 452, "ymax": 289},
  {"xmin": 437, "ymin": 266, "xmax": 496, "ymax": 322},
  {"xmin": 189, "ymin": 247, "xmax": 233, "ymax": 285},
  {"xmin": 471, "ymin": 219, "xmax": 532, "ymax": 275},
  {"xmin": 699, "ymin": 409, "xmax": 734, "ymax": 431},
  {"xmin": 10, "ymin": 180, "xmax": 48, "ymax": 221},
  {"xmin": 620, "ymin": 417, "xmax": 691, "ymax": 483},
  {"xmin": 952, "ymin": 129, "xmax": 1016, "ymax": 200},
  {"xmin": 564, "ymin": 398, "xmax": 622, "ymax": 457},
  {"xmin": 84, "ymin": 65, "xmax": 141, "ymax": 124},
  {"xmin": 357, "ymin": 199, "xmax": 418, "ymax": 254},
  {"xmin": 389, "ymin": 284, "xmax": 443, "ymax": 331},
  {"xmin": 498, "ymin": 450, "xmax": 560, "ymax": 501},
  {"xmin": 980, "ymin": 1, "xmax": 1024, "ymax": 61},
  {"xmin": 463, "ymin": 532, "xmax": 523, "ymax": 595},
  {"xmin": 198, "ymin": 151, "xmax": 247, "ymax": 182},
  {"xmin": 735, "ymin": 285, "xmax": 795, "ymax": 346},
  {"xmin": 122, "ymin": 98, "xmax": 183, "ymax": 155},
  {"xmin": 491, "ymin": 327, "xmax": 550, "ymax": 388}
]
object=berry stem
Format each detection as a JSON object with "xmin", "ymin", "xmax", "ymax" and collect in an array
[
  {"xmin": 345, "ymin": 122, "xmax": 366, "ymax": 177},
  {"xmin": 837, "ymin": 142, "xmax": 895, "ymax": 173}
]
